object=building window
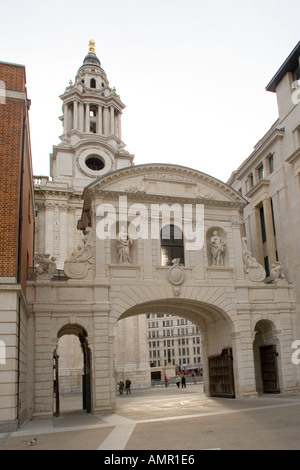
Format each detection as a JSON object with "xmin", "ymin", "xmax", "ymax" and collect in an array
[
  {"xmin": 268, "ymin": 154, "xmax": 274, "ymax": 174},
  {"xmin": 90, "ymin": 106, "xmax": 97, "ymax": 117},
  {"xmin": 258, "ymin": 164, "xmax": 264, "ymax": 180},
  {"xmin": 161, "ymin": 225, "xmax": 184, "ymax": 266},
  {"xmin": 264, "ymin": 256, "xmax": 270, "ymax": 277},
  {"xmin": 90, "ymin": 78, "xmax": 96, "ymax": 88},
  {"xmin": 85, "ymin": 156, "xmax": 104, "ymax": 171},
  {"xmin": 249, "ymin": 173, "xmax": 254, "ymax": 188},
  {"xmin": 260, "ymin": 206, "xmax": 267, "ymax": 243}
]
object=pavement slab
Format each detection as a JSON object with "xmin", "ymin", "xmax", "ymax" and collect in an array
[{"xmin": 1, "ymin": 385, "xmax": 300, "ymax": 450}]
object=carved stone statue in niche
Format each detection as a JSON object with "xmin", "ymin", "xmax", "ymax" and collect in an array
[
  {"xmin": 210, "ymin": 231, "xmax": 226, "ymax": 266},
  {"xmin": 117, "ymin": 225, "xmax": 133, "ymax": 264}
]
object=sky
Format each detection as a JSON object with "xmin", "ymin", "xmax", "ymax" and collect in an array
[{"xmin": 1, "ymin": 0, "xmax": 300, "ymax": 182}]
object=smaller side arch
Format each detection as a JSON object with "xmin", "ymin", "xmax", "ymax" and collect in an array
[
  {"xmin": 54, "ymin": 323, "xmax": 92, "ymax": 416},
  {"xmin": 253, "ymin": 319, "xmax": 281, "ymax": 394}
]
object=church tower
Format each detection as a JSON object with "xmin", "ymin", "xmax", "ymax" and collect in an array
[
  {"xmin": 50, "ymin": 40, "xmax": 134, "ymax": 189},
  {"xmin": 34, "ymin": 41, "xmax": 134, "ymax": 268}
]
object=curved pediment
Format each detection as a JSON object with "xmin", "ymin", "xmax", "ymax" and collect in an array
[{"xmin": 83, "ymin": 163, "xmax": 247, "ymax": 207}]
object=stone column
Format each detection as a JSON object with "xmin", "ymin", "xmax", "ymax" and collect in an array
[
  {"xmin": 59, "ymin": 204, "xmax": 68, "ymax": 269},
  {"xmin": 45, "ymin": 202, "xmax": 55, "ymax": 256},
  {"xmin": 253, "ymin": 206, "xmax": 264, "ymax": 265},
  {"xmin": 85, "ymin": 103, "xmax": 90, "ymax": 133},
  {"xmin": 110, "ymin": 106, "xmax": 115, "ymax": 135},
  {"xmin": 93, "ymin": 305, "xmax": 116, "ymax": 413},
  {"xmin": 73, "ymin": 100, "xmax": 78, "ymax": 130},
  {"xmin": 117, "ymin": 112, "xmax": 122, "ymax": 139},
  {"xmin": 231, "ymin": 322, "xmax": 258, "ymax": 399},
  {"xmin": 103, "ymin": 107, "xmax": 110, "ymax": 135},
  {"xmin": 63, "ymin": 103, "xmax": 69, "ymax": 134},
  {"xmin": 78, "ymin": 103, "xmax": 84, "ymax": 132},
  {"xmin": 262, "ymin": 197, "xmax": 277, "ymax": 269},
  {"xmin": 33, "ymin": 288, "xmax": 55, "ymax": 419},
  {"xmin": 97, "ymin": 105, "xmax": 103, "ymax": 134}
]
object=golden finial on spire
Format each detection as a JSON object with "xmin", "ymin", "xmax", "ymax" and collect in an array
[{"xmin": 88, "ymin": 39, "xmax": 96, "ymax": 54}]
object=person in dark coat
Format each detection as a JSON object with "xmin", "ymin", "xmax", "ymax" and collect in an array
[
  {"xmin": 181, "ymin": 375, "xmax": 186, "ymax": 388},
  {"xmin": 125, "ymin": 378, "xmax": 132, "ymax": 395}
]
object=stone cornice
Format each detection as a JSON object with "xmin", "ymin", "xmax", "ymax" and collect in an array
[
  {"xmin": 286, "ymin": 147, "xmax": 300, "ymax": 165},
  {"xmin": 244, "ymin": 178, "xmax": 270, "ymax": 199},
  {"xmin": 60, "ymin": 86, "xmax": 125, "ymax": 111},
  {"xmin": 228, "ymin": 127, "xmax": 284, "ymax": 184},
  {"xmin": 92, "ymin": 189, "xmax": 246, "ymax": 209},
  {"xmin": 85, "ymin": 163, "xmax": 247, "ymax": 208}
]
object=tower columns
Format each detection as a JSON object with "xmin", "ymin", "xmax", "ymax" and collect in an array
[
  {"xmin": 117, "ymin": 111, "xmax": 122, "ymax": 139},
  {"xmin": 110, "ymin": 106, "xmax": 115, "ymax": 135},
  {"xmin": 85, "ymin": 103, "xmax": 90, "ymax": 133},
  {"xmin": 73, "ymin": 100, "xmax": 78, "ymax": 130},
  {"xmin": 78, "ymin": 103, "xmax": 84, "ymax": 132},
  {"xmin": 97, "ymin": 105, "xmax": 103, "ymax": 135}
]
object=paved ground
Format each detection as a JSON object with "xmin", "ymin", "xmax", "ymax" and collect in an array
[{"xmin": 1, "ymin": 384, "xmax": 300, "ymax": 450}]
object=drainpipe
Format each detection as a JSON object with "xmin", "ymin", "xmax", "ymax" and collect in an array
[{"xmin": 16, "ymin": 110, "xmax": 27, "ymax": 426}]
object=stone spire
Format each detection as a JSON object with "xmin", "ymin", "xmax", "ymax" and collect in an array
[{"xmin": 82, "ymin": 39, "xmax": 101, "ymax": 68}]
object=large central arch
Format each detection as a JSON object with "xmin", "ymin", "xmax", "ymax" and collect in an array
[{"xmin": 116, "ymin": 297, "xmax": 236, "ymax": 399}]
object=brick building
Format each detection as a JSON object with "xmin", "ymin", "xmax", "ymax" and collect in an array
[{"xmin": 0, "ymin": 61, "xmax": 35, "ymax": 431}]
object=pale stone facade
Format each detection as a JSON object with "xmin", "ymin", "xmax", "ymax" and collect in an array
[
  {"xmin": 26, "ymin": 42, "xmax": 299, "ymax": 418},
  {"xmin": 228, "ymin": 41, "xmax": 300, "ymax": 375},
  {"xmin": 26, "ymin": 160, "xmax": 298, "ymax": 416},
  {"xmin": 1, "ymin": 42, "xmax": 300, "ymax": 430}
]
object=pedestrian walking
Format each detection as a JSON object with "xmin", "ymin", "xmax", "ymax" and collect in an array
[
  {"xmin": 118, "ymin": 380, "xmax": 125, "ymax": 395},
  {"xmin": 176, "ymin": 376, "xmax": 181, "ymax": 388},
  {"xmin": 125, "ymin": 378, "xmax": 132, "ymax": 395},
  {"xmin": 164, "ymin": 376, "xmax": 169, "ymax": 387},
  {"xmin": 181, "ymin": 375, "xmax": 186, "ymax": 388}
]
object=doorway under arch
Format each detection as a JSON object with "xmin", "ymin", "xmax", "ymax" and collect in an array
[
  {"xmin": 253, "ymin": 319, "xmax": 281, "ymax": 394},
  {"xmin": 53, "ymin": 324, "xmax": 92, "ymax": 416}
]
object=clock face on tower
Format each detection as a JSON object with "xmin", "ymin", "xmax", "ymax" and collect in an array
[{"xmin": 77, "ymin": 148, "xmax": 113, "ymax": 177}]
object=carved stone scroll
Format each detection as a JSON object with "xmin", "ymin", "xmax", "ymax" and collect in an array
[{"xmin": 242, "ymin": 237, "xmax": 266, "ymax": 282}]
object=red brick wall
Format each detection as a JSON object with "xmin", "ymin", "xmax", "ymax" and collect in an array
[
  {"xmin": 0, "ymin": 62, "xmax": 26, "ymax": 92},
  {"xmin": 0, "ymin": 62, "xmax": 34, "ymax": 290}
]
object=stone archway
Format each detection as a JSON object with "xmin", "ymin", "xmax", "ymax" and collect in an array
[
  {"xmin": 54, "ymin": 324, "xmax": 92, "ymax": 416},
  {"xmin": 115, "ymin": 298, "xmax": 237, "ymax": 399}
]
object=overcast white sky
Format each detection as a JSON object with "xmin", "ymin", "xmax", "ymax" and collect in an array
[{"xmin": 1, "ymin": 0, "xmax": 299, "ymax": 182}]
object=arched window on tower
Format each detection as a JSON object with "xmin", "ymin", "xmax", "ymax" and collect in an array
[
  {"xmin": 89, "ymin": 105, "xmax": 97, "ymax": 133},
  {"xmin": 161, "ymin": 225, "xmax": 184, "ymax": 266},
  {"xmin": 90, "ymin": 78, "xmax": 96, "ymax": 88}
]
